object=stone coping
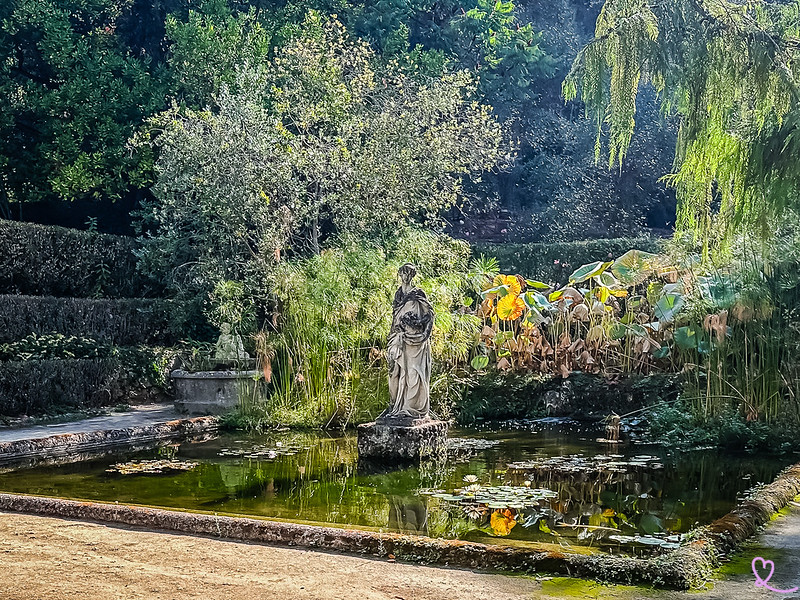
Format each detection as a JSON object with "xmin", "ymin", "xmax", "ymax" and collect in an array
[
  {"xmin": 0, "ymin": 416, "xmax": 219, "ymax": 462},
  {"xmin": 171, "ymin": 370, "xmax": 258, "ymax": 379},
  {"xmin": 0, "ymin": 492, "xmax": 687, "ymax": 587}
]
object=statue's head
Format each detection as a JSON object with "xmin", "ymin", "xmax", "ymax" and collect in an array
[
  {"xmin": 220, "ymin": 322, "xmax": 232, "ymax": 335},
  {"xmin": 398, "ymin": 263, "xmax": 417, "ymax": 285}
]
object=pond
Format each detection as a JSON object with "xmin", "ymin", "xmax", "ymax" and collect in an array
[{"xmin": 0, "ymin": 420, "xmax": 789, "ymax": 554}]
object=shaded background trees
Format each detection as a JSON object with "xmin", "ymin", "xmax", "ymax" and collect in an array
[{"xmin": 0, "ymin": 0, "xmax": 676, "ymax": 240}]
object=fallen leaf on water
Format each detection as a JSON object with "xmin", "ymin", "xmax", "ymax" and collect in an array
[{"xmin": 490, "ymin": 509, "xmax": 517, "ymax": 536}]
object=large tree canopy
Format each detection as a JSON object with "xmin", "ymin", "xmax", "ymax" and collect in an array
[
  {"xmin": 0, "ymin": 0, "xmax": 165, "ymax": 212},
  {"xmin": 136, "ymin": 14, "xmax": 508, "ymax": 311},
  {"xmin": 0, "ymin": 0, "xmax": 678, "ymax": 241},
  {"xmin": 564, "ymin": 0, "xmax": 800, "ymax": 248}
]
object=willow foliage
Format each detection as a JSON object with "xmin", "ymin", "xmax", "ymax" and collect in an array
[{"xmin": 564, "ymin": 0, "xmax": 800, "ymax": 249}]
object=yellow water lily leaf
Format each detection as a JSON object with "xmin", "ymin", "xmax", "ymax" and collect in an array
[
  {"xmin": 490, "ymin": 509, "xmax": 517, "ymax": 536},
  {"xmin": 497, "ymin": 293, "xmax": 525, "ymax": 321},
  {"xmin": 502, "ymin": 274, "xmax": 522, "ymax": 295},
  {"xmin": 493, "ymin": 274, "xmax": 521, "ymax": 295}
]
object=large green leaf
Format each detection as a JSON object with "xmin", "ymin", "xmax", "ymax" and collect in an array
[
  {"xmin": 697, "ymin": 275, "xmax": 738, "ymax": 308},
  {"xmin": 522, "ymin": 291, "xmax": 551, "ymax": 311},
  {"xmin": 673, "ymin": 325, "xmax": 699, "ymax": 349},
  {"xmin": 638, "ymin": 513, "xmax": 664, "ymax": 535},
  {"xmin": 471, "ymin": 355, "xmax": 489, "ymax": 370},
  {"xmin": 609, "ymin": 323, "xmax": 627, "ymax": 340},
  {"xmin": 525, "ymin": 280, "xmax": 551, "ymax": 291},
  {"xmin": 594, "ymin": 271, "xmax": 620, "ymax": 289},
  {"xmin": 654, "ymin": 292, "xmax": 685, "ymax": 323},
  {"xmin": 652, "ymin": 345, "xmax": 670, "ymax": 359},
  {"xmin": 611, "ymin": 249, "xmax": 659, "ymax": 285},
  {"xmin": 480, "ymin": 284, "xmax": 510, "ymax": 299},
  {"xmin": 569, "ymin": 261, "xmax": 612, "ymax": 284}
]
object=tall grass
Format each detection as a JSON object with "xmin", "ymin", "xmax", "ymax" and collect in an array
[
  {"xmin": 676, "ymin": 224, "xmax": 800, "ymax": 424},
  {"xmin": 247, "ymin": 229, "xmax": 479, "ymax": 428}
]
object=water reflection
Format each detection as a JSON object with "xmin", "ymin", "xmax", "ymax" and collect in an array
[{"xmin": 0, "ymin": 424, "xmax": 789, "ymax": 553}]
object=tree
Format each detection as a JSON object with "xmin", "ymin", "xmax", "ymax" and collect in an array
[
  {"xmin": 0, "ymin": 0, "xmax": 165, "ymax": 207},
  {"xmin": 165, "ymin": 3, "xmax": 272, "ymax": 106},
  {"xmin": 136, "ymin": 13, "xmax": 508, "ymax": 324},
  {"xmin": 564, "ymin": 0, "xmax": 800, "ymax": 249}
]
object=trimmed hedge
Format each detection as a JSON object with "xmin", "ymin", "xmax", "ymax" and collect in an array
[
  {"xmin": 0, "ymin": 219, "xmax": 155, "ymax": 298},
  {"xmin": 473, "ymin": 237, "xmax": 663, "ymax": 286},
  {"xmin": 0, "ymin": 351, "xmax": 175, "ymax": 417},
  {"xmin": 0, "ymin": 295, "xmax": 175, "ymax": 345}
]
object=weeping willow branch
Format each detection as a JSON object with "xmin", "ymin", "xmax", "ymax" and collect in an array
[{"xmin": 564, "ymin": 0, "xmax": 800, "ymax": 252}]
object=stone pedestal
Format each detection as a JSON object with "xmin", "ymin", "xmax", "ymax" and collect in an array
[
  {"xmin": 357, "ymin": 419, "xmax": 448, "ymax": 461},
  {"xmin": 171, "ymin": 370, "xmax": 260, "ymax": 416}
]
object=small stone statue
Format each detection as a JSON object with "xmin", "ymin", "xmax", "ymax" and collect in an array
[
  {"xmin": 379, "ymin": 263, "xmax": 434, "ymax": 422},
  {"xmin": 214, "ymin": 322, "xmax": 250, "ymax": 362}
]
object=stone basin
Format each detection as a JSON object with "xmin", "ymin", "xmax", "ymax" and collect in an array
[{"xmin": 171, "ymin": 369, "xmax": 261, "ymax": 416}]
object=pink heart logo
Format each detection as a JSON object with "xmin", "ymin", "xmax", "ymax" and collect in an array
[
  {"xmin": 752, "ymin": 556, "xmax": 799, "ymax": 594},
  {"xmin": 753, "ymin": 557, "xmax": 776, "ymax": 585}
]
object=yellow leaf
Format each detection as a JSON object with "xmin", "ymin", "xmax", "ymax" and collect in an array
[
  {"xmin": 497, "ymin": 293, "xmax": 525, "ymax": 321},
  {"xmin": 492, "ymin": 274, "xmax": 522, "ymax": 295},
  {"xmin": 501, "ymin": 274, "xmax": 522, "ymax": 295},
  {"xmin": 490, "ymin": 510, "xmax": 517, "ymax": 536}
]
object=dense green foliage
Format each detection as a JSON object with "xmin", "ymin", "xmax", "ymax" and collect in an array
[
  {"xmin": 0, "ymin": 0, "xmax": 675, "ymax": 239},
  {"xmin": 0, "ymin": 0, "xmax": 166, "ymax": 212},
  {"xmin": 0, "ymin": 295, "xmax": 174, "ymax": 345},
  {"xmin": 665, "ymin": 224, "xmax": 800, "ymax": 424},
  {"xmin": 565, "ymin": 0, "xmax": 800, "ymax": 247},
  {"xmin": 0, "ymin": 348, "xmax": 175, "ymax": 417}
]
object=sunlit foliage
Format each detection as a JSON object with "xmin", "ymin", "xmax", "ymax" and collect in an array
[{"xmin": 564, "ymin": 0, "xmax": 800, "ymax": 249}]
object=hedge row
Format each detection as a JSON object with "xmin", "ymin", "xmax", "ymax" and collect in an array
[
  {"xmin": 0, "ymin": 219, "xmax": 157, "ymax": 298},
  {"xmin": 0, "ymin": 295, "xmax": 175, "ymax": 345},
  {"xmin": 0, "ymin": 352, "xmax": 174, "ymax": 417},
  {"xmin": 473, "ymin": 237, "xmax": 663, "ymax": 286}
]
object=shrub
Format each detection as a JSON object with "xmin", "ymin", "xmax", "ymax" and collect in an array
[
  {"xmin": 0, "ymin": 219, "xmax": 156, "ymax": 298},
  {"xmin": 0, "ymin": 347, "xmax": 176, "ymax": 417},
  {"xmin": 0, "ymin": 295, "xmax": 175, "ymax": 345}
]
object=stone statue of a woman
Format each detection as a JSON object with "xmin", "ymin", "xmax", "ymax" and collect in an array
[{"xmin": 379, "ymin": 263, "xmax": 434, "ymax": 422}]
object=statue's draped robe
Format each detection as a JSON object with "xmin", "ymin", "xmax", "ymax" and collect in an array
[{"xmin": 385, "ymin": 287, "xmax": 433, "ymax": 419}]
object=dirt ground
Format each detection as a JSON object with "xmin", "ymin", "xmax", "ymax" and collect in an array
[
  {"xmin": 1, "ymin": 509, "xmax": 798, "ymax": 600},
  {"xmin": 0, "ymin": 511, "xmax": 657, "ymax": 600}
]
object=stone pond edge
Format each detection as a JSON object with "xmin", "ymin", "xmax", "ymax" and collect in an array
[
  {"xmin": 4, "ymin": 459, "xmax": 800, "ymax": 592},
  {"xmin": 675, "ymin": 460, "xmax": 800, "ymax": 585},
  {"xmin": 0, "ymin": 415, "xmax": 220, "ymax": 461},
  {"xmin": 0, "ymin": 428, "xmax": 797, "ymax": 589}
]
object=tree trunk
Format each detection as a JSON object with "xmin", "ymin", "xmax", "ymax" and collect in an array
[{"xmin": 311, "ymin": 213, "xmax": 320, "ymax": 255}]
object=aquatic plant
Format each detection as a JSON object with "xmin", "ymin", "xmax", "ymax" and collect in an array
[
  {"xmin": 472, "ymin": 250, "xmax": 679, "ymax": 377},
  {"xmin": 242, "ymin": 229, "xmax": 479, "ymax": 428},
  {"xmin": 106, "ymin": 459, "xmax": 198, "ymax": 475}
]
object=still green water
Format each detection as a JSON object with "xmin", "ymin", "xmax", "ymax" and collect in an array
[{"xmin": 0, "ymin": 421, "xmax": 789, "ymax": 551}]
